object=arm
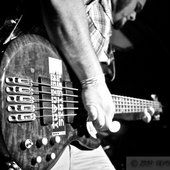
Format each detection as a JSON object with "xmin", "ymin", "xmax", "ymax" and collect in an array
[
  {"xmin": 40, "ymin": 0, "xmax": 103, "ymax": 80},
  {"xmin": 40, "ymin": 0, "xmax": 115, "ymax": 131}
]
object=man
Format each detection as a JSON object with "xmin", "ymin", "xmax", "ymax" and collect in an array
[{"xmin": 40, "ymin": 0, "xmax": 150, "ymax": 169}]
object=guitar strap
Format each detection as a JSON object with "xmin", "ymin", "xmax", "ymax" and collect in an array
[
  {"xmin": 0, "ymin": 4, "xmax": 23, "ymax": 169},
  {"xmin": 101, "ymin": 43, "xmax": 116, "ymax": 82},
  {"xmin": 0, "ymin": 15, "xmax": 23, "ymax": 55},
  {"xmin": 4, "ymin": 15, "xmax": 23, "ymax": 45}
]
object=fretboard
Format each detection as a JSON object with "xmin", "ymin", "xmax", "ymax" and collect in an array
[{"xmin": 112, "ymin": 94, "xmax": 161, "ymax": 114}]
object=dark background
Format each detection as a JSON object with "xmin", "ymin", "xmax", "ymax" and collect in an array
[
  {"xmin": 105, "ymin": 0, "xmax": 170, "ymax": 169},
  {"xmin": 0, "ymin": 0, "xmax": 170, "ymax": 170}
]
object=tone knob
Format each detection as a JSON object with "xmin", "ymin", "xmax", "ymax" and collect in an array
[
  {"xmin": 31, "ymin": 156, "xmax": 42, "ymax": 165},
  {"xmin": 36, "ymin": 156, "xmax": 42, "ymax": 163},
  {"xmin": 21, "ymin": 139, "xmax": 33, "ymax": 150},
  {"xmin": 36, "ymin": 137, "xmax": 48, "ymax": 147},
  {"xmin": 46, "ymin": 153, "xmax": 56, "ymax": 161},
  {"xmin": 50, "ymin": 135, "xmax": 61, "ymax": 145}
]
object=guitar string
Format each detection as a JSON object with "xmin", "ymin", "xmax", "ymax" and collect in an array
[
  {"xmin": 31, "ymin": 81, "xmax": 159, "ymax": 106},
  {"xmin": 33, "ymin": 81, "xmax": 159, "ymax": 105},
  {"xmin": 32, "ymin": 81, "xmax": 79, "ymax": 91},
  {"xmin": 34, "ymin": 81, "xmax": 159, "ymax": 107},
  {"xmin": 16, "ymin": 79, "xmax": 159, "ymax": 107},
  {"xmin": 13, "ymin": 100, "xmax": 159, "ymax": 120},
  {"xmin": 35, "ymin": 98, "xmax": 159, "ymax": 108},
  {"xmin": 31, "ymin": 99, "xmax": 159, "ymax": 118},
  {"xmin": 32, "ymin": 98, "xmax": 159, "ymax": 114},
  {"xmin": 32, "ymin": 92, "xmax": 159, "ymax": 111},
  {"xmin": 8, "ymin": 80, "xmax": 160, "ymax": 116},
  {"xmin": 35, "ymin": 113, "xmax": 77, "ymax": 119},
  {"xmin": 9, "ymin": 78, "xmax": 160, "ymax": 107},
  {"xmin": 32, "ymin": 95, "xmax": 159, "ymax": 114},
  {"xmin": 30, "ymin": 80, "xmax": 80, "ymax": 118},
  {"xmin": 35, "ymin": 107, "xmax": 79, "ymax": 111},
  {"xmin": 11, "ymin": 90, "xmax": 159, "ymax": 115}
]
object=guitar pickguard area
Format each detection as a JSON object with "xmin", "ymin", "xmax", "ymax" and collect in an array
[
  {"xmin": 0, "ymin": 34, "xmax": 78, "ymax": 170},
  {"xmin": 48, "ymin": 57, "xmax": 66, "ymax": 136},
  {"xmin": 5, "ymin": 57, "xmax": 66, "ymax": 136}
]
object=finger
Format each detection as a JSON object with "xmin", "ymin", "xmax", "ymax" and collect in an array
[
  {"xmin": 148, "ymin": 106, "xmax": 155, "ymax": 116},
  {"xmin": 105, "ymin": 116, "xmax": 113, "ymax": 131},
  {"xmin": 96, "ymin": 109, "xmax": 105, "ymax": 129},
  {"xmin": 86, "ymin": 105, "xmax": 105, "ymax": 131},
  {"xmin": 93, "ymin": 114, "xmax": 105, "ymax": 130},
  {"xmin": 143, "ymin": 108, "xmax": 152, "ymax": 123},
  {"xmin": 86, "ymin": 121, "xmax": 97, "ymax": 138},
  {"xmin": 153, "ymin": 114, "xmax": 160, "ymax": 121},
  {"xmin": 105, "ymin": 104, "xmax": 115, "ymax": 131},
  {"xmin": 92, "ymin": 106, "xmax": 105, "ymax": 130},
  {"xmin": 86, "ymin": 105, "xmax": 98, "ymax": 121}
]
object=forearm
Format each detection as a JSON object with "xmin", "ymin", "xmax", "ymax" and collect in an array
[{"xmin": 40, "ymin": 0, "xmax": 104, "ymax": 81}]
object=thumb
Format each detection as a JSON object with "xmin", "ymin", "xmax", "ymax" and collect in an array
[{"xmin": 86, "ymin": 105, "xmax": 98, "ymax": 121}]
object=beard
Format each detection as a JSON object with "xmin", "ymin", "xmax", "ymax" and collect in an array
[
  {"xmin": 113, "ymin": 20, "xmax": 124, "ymax": 29},
  {"xmin": 113, "ymin": 17, "xmax": 127, "ymax": 30}
]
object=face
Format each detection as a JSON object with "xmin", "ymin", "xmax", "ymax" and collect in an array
[{"xmin": 112, "ymin": 0, "xmax": 147, "ymax": 29}]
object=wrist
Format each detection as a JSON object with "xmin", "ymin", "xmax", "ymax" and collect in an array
[{"xmin": 81, "ymin": 74, "xmax": 106, "ymax": 88}]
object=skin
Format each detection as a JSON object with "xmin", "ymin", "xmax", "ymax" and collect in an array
[
  {"xmin": 113, "ymin": 0, "xmax": 147, "ymax": 29},
  {"xmin": 40, "ymin": 0, "xmax": 151, "ymax": 132}
]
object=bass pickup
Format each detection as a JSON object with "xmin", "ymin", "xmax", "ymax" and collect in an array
[
  {"xmin": 6, "ymin": 86, "xmax": 33, "ymax": 95},
  {"xmin": 8, "ymin": 113, "xmax": 36, "ymax": 122},
  {"xmin": 7, "ymin": 95, "xmax": 34, "ymax": 103},
  {"xmin": 7, "ymin": 104, "xmax": 35, "ymax": 112},
  {"xmin": 6, "ymin": 77, "xmax": 33, "ymax": 86}
]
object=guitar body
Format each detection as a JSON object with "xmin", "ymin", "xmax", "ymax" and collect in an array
[{"xmin": 0, "ymin": 34, "xmax": 100, "ymax": 170}]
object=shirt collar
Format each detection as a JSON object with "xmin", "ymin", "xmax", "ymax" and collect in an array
[{"xmin": 100, "ymin": 0, "xmax": 113, "ymax": 24}]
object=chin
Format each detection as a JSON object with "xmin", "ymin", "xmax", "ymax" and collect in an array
[{"xmin": 113, "ymin": 19, "xmax": 126, "ymax": 30}]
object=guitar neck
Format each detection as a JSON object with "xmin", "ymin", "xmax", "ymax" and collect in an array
[
  {"xmin": 112, "ymin": 94, "xmax": 162, "ymax": 121},
  {"xmin": 112, "ymin": 94, "xmax": 160, "ymax": 114}
]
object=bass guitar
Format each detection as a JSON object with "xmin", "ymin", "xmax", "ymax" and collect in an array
[{"xmin": 0, "ymin": 34, "xmax": 162, "ymax": 170}]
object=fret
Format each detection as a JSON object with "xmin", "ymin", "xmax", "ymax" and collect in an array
[{"xmin": 112, "ymin": 94, "xmax": 161, "ymax": 114}]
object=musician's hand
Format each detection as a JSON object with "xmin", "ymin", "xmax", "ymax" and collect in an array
[
  {"xmin": 142, "ymin": 107, "xmax": 155, "ymax": 123},
  {"xmin": 81, "ymin": 81, "xmax": 115, "ymax": 132}
]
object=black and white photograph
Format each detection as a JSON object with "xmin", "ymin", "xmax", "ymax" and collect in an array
[{"xmin": 0, "ymin": 0, "xmax": 169, "ymax": 170}]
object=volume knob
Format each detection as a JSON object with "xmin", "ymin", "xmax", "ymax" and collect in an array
[
  {"xmin": 50, "ymin": 136, "xmax": 61, "ymax": 145},
  {"xmin": 31, "ymin": 156, "xmax": 42, "ymax": 165},
  {"xmin": 46, "ymin": 153, "xmax": 56, "ymax": 161},
  {"xmin": 36, "ymin": 137, "xmax": 48, "ymax": 147},
  {"xmin": 21, "ymin": 139, "xmax": 33, "ymax": 150}
]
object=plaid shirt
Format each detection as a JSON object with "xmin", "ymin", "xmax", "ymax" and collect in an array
[{"xmin": 84, "ymin": 0, "xmax": 113, "ymax": 63}]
